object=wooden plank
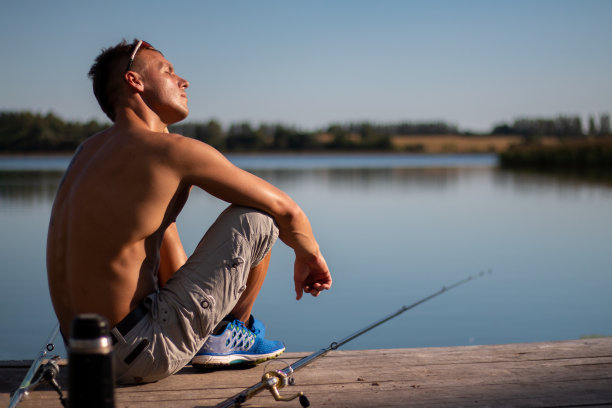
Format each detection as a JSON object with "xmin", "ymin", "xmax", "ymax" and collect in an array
[{"xmin": 1, "ymin": 338, "xmax": 611, "ymax": 408}]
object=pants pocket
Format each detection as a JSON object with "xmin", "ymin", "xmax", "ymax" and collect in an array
[{"xmin": 114, "ymin": 339, "xmax": 155, "ymax": 384}]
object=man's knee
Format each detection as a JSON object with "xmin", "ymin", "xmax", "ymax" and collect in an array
[
  {"xmin": 222, "ymin": 205, "xmax": 277, "ymax": 236},
  {"xmin": 223, "ymin": 205, "xmax": 279, "ymax": 266}
]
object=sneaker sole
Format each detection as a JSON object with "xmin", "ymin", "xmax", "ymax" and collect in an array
[{"xmin": 191, "ymin": 348, "xmax": 285, "ymax": 368}]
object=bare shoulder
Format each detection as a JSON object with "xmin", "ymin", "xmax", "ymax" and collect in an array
[
  {"xmin": 163, "ymin": 132, "xmax": 230, "ymax": 169},
  {"xmin": 159, "ymin": 132, "xmax": 260, "ymax": 196},
  {"xmin": 163, "ymin": 132, "xmax": 215, "ymax": 154}
]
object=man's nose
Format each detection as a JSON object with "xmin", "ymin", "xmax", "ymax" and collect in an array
[{"xmin": 180, "ymin": 76, "xmax": 189, "ymax": 89}]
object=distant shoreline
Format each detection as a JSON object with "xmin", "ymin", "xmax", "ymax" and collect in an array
[
  {"xmin": 0, "ymin": 134, "xmax": 521, "ymax": 156},
  {"xmin": 4, "ymin": 136, "xmax": 611, "ymax": 172},
  {"xmin": 499, "ymin": 137, "xmax": 612, "ymax": 170}
]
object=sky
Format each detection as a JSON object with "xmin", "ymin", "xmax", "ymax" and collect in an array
[{"xmin": 1, "ymin": 0, "xmax": 611, "ymax": 133}]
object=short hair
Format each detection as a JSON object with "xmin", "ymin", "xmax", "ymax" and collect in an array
[
  {"xmin": 87, "ymin": 40, "xmax": 135, "ymax": 121},
  {"xmin": 88, "ymin": 39, "xmax": 162, "ymax": 122}
]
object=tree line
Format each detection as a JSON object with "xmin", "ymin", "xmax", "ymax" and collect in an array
[
  {"xmin": 0, "ymin": 111, "xmax": 461, "ymax": 152},
  {"xmin": 499, "ymin": 138, "xmax": 612, "ymax": 171},
  {"xmin": 169, "ymin": 120, "xmax": 462, "ymax": 151},
  {"xmin": 1, "ymin": 110, "xmax": 610, "ymax": 153},
  {"xmin": 0, "ymin": 111, "xmax": 107, "ymax": 152},
  {"xmin": 492, "ymin": 114, "xmax": 611, "ymax": 140}
]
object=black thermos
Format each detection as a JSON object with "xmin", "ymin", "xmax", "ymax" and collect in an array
[{"xmin": 68, "ymin": 314, "xmax": 115, "ymax": 408}]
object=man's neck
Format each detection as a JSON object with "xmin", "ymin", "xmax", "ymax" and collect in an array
[{"xmin": 114, "ymin": 106, "xmax": 167, "ymax": 133}]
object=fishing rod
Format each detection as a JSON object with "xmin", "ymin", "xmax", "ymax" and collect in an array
[
  {"xmin": 8, "ymin": 322, "xmax": 66, "ymax": 408},
  {"xmin": 216, "ymin": 270, "xmax": 491, "ymax": 408}
]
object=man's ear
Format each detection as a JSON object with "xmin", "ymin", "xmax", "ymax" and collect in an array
[{"xmin": 124, "ymin": 71, "xmax": 144, "ymax": 92}]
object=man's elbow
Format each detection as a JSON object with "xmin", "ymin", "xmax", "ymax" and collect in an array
[{"xmin": 274, "ymin": 197, "xmax": 302, "ymax": 227}]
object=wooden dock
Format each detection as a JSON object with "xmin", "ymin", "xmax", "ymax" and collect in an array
[{"xmin": 2, "ymin": 337, "xmax": 611, "ymax": 407}]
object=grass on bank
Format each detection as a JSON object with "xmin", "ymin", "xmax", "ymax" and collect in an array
[{"xmin": 499, "ymin": 138, "xmax": 612, "ymax": 170}]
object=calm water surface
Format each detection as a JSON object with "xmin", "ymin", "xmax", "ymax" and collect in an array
[{"xmin": 1, "ymin": 154, "xmax": 611, "ymax": 360}]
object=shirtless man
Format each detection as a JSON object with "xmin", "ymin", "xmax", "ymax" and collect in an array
[{"xmin": 46, "ymin": 39, "xmax": 332, "ymax": 384}]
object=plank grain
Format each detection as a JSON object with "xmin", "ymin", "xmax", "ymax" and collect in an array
[{"xmin": 1, "ymin": 338, "xmax": 611, "ymax": 408}]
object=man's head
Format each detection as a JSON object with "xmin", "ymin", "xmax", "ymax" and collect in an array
[{"xmin": 88, "ymin": 39, "xmax": 189, "ymax": 124}]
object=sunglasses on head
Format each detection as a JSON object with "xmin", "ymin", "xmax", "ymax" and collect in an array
[{"xmin": 125, "ymin": 40, "xmax": 155, "ymax": 72}]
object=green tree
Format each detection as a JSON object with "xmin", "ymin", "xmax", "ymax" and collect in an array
[
  {"xmin": 588, "ymin": 116, "xmax": 597, "ymax": 137},
  {"xmin": 599, "ymin": 113, "xmax": 611, "ymax": 137},
  {"xmin": 226, "ymin": 122, "xmax": 266, "ymax": 151}
]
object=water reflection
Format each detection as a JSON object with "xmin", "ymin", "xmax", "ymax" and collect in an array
[
  {"xmin": 251, "ymin": 167, "xmax": 464, "ymax": 192},
  {"xmin": 2, "ymin": 156, "xmax": 611, "ymax": 359},
  {"xmin": 2, "ymin": 165, "xmax": 612, "ymax": 209},
  {"xmin": 0, "ymin": 167, "xmax": 473, "ymax": 205},
  {"xmin": 493, "ymin": 169, "xmax": 612, "ymax": 198},
  {"xmin": 0, "ymin": 171, "xmax": 63, "ymax": 207}
]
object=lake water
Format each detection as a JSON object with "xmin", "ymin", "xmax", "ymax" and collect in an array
[{"xmin": 1, "ymin": 154, "xmax": 611, "ymax": 361}]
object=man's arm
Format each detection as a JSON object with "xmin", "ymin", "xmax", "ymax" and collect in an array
[{"xmin": 169, "ymin": 135, "xmax": 331, "ymax": 299}]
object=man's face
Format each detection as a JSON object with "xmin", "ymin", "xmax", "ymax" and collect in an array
[{"xmin": 138, "ymin": 50, "xmax": 190, "ymax": 125}]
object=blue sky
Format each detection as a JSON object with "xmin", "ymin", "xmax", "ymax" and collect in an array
[{"xmin": 1, "ymin": 0, "xmax": 611, "ymax": 132}]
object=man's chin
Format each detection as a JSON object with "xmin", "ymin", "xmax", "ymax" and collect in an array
[{"xmin": 165, "ymin": 108, "xmax": 189, "ymax": 125}]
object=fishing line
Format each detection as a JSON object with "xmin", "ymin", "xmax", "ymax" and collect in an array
[{"xmin": 216, "ymin": 270, "xmax": 492, "ymax": 408}]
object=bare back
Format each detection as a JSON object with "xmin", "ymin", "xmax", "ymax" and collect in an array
[{"xmin": 47, "ymin": 127, "xmax": 189, "ymax": 336}]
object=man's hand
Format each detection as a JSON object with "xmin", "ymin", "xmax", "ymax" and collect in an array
[{"xmin": 294, "ymin": 252, "xmax": 332, "ymax": 300}]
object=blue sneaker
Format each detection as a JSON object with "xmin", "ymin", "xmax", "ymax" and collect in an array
[
  {"xmin": 192, "ymin": 319, "xmax": 284, "ymax": 367},
  {"xmin": 248, "ymin": 315, "xmax": 265, "ymax": 338},
  {"xmin": 220, "ymin": 314, "xmax": 266, "ymax": 337}
]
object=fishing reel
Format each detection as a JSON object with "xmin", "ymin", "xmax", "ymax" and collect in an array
[
  {"xmin": 13, "ymin": 355, "xmax": 67, "ymax": 407},
  {"xmin": 35, "ymin": 356, "xmax": 66, "ymax": 404},
  {"xmin": 259, "ymin": 370, "xmax": 310, "ymax": 407}
]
